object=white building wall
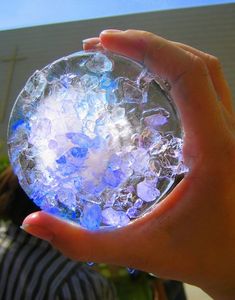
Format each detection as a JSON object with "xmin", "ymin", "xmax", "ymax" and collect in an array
[{"xmin": 0, "ymin": 3, "xmax": 234, "ymax": 155}]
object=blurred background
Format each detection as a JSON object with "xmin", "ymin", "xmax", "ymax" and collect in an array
[{"xmin": 1, "ymin": 1, "xmax": 235, "ymax": 298}]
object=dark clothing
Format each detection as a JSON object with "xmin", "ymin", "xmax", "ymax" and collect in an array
[
  {"xmin": 0, "ymin": 221, "xmax": 117, "ymax": 300},
  {"xmin": 164, "ymin": 280, "xmax": 187, "ymax": 300}
]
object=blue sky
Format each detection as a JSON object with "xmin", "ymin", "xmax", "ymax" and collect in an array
[{"xmin": 1, "ymin": 0, "xmax": 234, "ymax": 31}]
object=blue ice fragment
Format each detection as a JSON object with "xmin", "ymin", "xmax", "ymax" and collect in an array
[
  {"xmin": 33, "ymin": 196, "xmax": 43, "ymax": 207},
  {"xmin": 100, "ymin": 74, "xmax": 117, "ymax": 89},
  {"xmin": 12, "ymin": 119, "xmax": 25, "ymax": 131},
  {"xmin": 74, "ymin": 178, "xmax": 82, "ymax": 191},
  {"xmin": 137, "ymin": 180, "xmax": 160, "ymax": 202},
  {"xmin": 102, "ymin": 207, "xmax": 130, "ymax": 227},
  {"xmin": 127, "ymin": 207, "xmax": 137, "ymax": 218},
  {"xmin": 80, "ymin": 204, "xmax": 102, "ymax": 230},
  {"xmin": 91, "ymin": 136, "xmax": 101, "ymax": 148},
  {"xmin": 103, "ymin": 168, "xmax": 123, "ymax": 188},
  {"xmin": 48, "ymin": 139, "xmax": 58, "ymax": 149},
  {"xmin": 60, "ymin": 163, "xmax": 77, "ymax": 176},
  {"xmin": 105, "ymin": 88, "xmax": 117, "ymax": 105},
  {"xmin": 100, "ymin": 74, "xmax": 112, "ymax": 88},
  {"xmin": 66, "ymin": 132, "xmax": 74, "ymax": 139},
  {"xmin": 70, "ymin": 147, "xmax": 88, "ymax": 158},
  {"xmin": 44, "ymin": 207, "xmax": 61, "ymax": 215},
  {"xmin": 134, "ymin": 198, "xmax": 143, "ymax": 208},
  {"xmin": 66, "ymin": 132, "xmax": 92, "ymax": 147},
  {"xmin": 108, "ymin": 154, "xmax": 122, "ymax": 171},
  {"xmin": 70, "ymin": 210, "xmax": 81, "ymax": 220},
  {"xmin": 60, "ymin": 75, "xmax": 70, "ymax": 88},
  {"xmin": 56, "ymin": 155, "xmax": 66, "ymax": 164},
  {"xmin": 93, "ymin": 182, "xmax": 106, "ymax": 194},
  {"xmin": 57, "ymin": 188, "xmax": 77, "ymax": 209}
]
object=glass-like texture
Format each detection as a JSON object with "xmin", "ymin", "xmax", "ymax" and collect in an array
[{"xmin": 8, "ymin": 51, "xmax": 187, "ymax": 230}]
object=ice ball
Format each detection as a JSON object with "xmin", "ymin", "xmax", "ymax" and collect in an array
[{"xmin": 8, "ymin": 50, "xmax": 187, "ymax": 230}]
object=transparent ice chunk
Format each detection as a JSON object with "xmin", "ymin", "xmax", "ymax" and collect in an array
[
  {"xmin": 80, "ymin": 74, "xmax": 99, "ymax": 90},
  {"xmin": 102, "ymin": 207, "xmax": 130, "ymax": 227},
  {"xmin": 137, "ymin": 180, "xmax": 160, "ymax": 202},
  {"xmin": 85, "ymin": 53, "xmax": 113, "ymax": 73}
]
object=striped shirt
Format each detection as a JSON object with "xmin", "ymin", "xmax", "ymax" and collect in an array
[{"xmin": 0, "ymin": 221, "xmax": 117, "ymax": 300}]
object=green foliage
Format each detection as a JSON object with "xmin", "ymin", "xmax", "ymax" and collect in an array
[
  {"xmin": 114, "ymin": 273, "xmax": 153, "ymax": 300},
  {"xmin": 92, "ymin": 264, "xmax": 154, "ymax": 300},
  {"xmin": 0, "ymin": 156, "xmax": 9, "ymax": 173}
]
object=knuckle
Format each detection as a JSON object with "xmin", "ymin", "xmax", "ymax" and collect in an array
[
  {"xmin": 206, "ymin": 55, "xmax": 222, "ymax": 73},
  {"xmin": 141, "ymin": 31, "xmax": 156, "ymax": 40},
  {"xmin": 190, "ymin": 54, "xmax": 209, "ymax": 77}
]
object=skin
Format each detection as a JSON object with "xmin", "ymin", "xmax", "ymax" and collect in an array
[{"xmin": 22, "ymin": 30, "xmax": 235, "ymax": 299}]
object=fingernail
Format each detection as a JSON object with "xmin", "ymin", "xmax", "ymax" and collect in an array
[
  {"xmin": 21, "ymin": 224, "xmax": 53, "ymax": 242},
  {"xmin": 82, "ymin": 37, "xmax": 99, "ymax": 44},
  {"xmin": 100, "ymin": 29, "xmax": 122, "ymax": 35}
]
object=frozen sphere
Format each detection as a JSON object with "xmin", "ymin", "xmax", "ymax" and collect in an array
[{"xmin": 8, "ymin": 51, "xmax": 187, "ymax": 230}]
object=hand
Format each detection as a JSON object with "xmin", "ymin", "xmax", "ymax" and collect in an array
[{"xmin": 22, "ymin": 30, "xmax": 235, "ymax": 299}]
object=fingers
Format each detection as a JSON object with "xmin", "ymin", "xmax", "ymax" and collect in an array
[
  {"xmin": 98, "ymin": 29, "xmax": 225, "ymax": 152},
  {"xmin": 82, "ymin": 37, "xmax": 103, "ymax": 51},
  {"xmin": 82, "ymin": 34, "xmax": 233, "ymax": 115},
  {"xmin": 173, "ymin": 41, "xmax": 233, "ymax": 113}
]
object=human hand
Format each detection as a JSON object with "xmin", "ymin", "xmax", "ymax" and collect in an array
[{"xmin": 22, "ymin": 30, "xmax": 235, "ymax": 299}]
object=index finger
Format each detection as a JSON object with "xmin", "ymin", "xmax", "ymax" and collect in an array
[{"xmin": 99, "ymin": 30, "xmax": 224, "ymax": 150}]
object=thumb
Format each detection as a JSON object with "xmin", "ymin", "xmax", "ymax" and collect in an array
[{"xmin": 21, "ymin": 211, "xmax": 155, "ymax": 268}]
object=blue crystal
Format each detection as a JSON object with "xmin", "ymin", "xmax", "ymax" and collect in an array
[
  {"xmin": 127, "ymin": 207, "xmax": 137, "ymax": 218},
  {"xmin": 100, "ymin": 74, "xmax": 117, "ymax": 90},
  {"xmin": 60, "ymin": 75, "xmax": 70, "ymax": 88},
  {"xmin": 91, "ymin": 136, "xmax": 102, "ymax": 148},
  {"xmin": 74, "ymin": 178, "xmax": 82, "ymax": 191},
  {"xmin": 137, "ymin": 180, "xmax": 160, "ymax": 202},
  {"xmin": 102, "ymin": 207, "xmax": 130, "ymax": 227},
  {"xmin": 108, "ymin": 154, "xmax": 122, "ymax": 171},
  {"xmin": 48, "ymin": 139, "xmax": 58, "ymax": 149},
  {"xmin": 80, "ymin": 204, "xmax": 102, "ymax": 230},
  {"xmin": 56, "ymin": 155, "xmax": 66, "ymax": 164},
  {"xmin": 12, "ymin": 119, "xmax": 25, "ymax": 131},
  {"xmin": 103, "ymin": 168, "xmax": 123, "ymax": 188},
  {"xmin": 57, "ymin": 188, "xmax": 77, "ymax": 210},
  {"xmin": 70, "ymin": 147, "xmax": 88, "ymax": 158},
  {"xmin": 105, "ymin": 88, "xmax": 117, "ymax": 105},
  {"xmin": 66, "ymin": 132, "xmax": 92, "ymax": 147},
  {"xmin": 59, "ymin": 163, "xmax": 77, "ymax": 176},
  {"xmin": 134, "ymin": 198, "xmax": 143, "ymax": 208},
  {"xmin": 44, "ymin": 207, "xmax": 61, "ymax": 215}
]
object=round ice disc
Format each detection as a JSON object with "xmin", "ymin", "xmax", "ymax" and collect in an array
[{"xmin": 8, "ymin": 51, "xmax": 187, "ymax": 230}]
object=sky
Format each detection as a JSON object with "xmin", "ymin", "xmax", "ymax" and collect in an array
[{"xmin": 0, "ymin": 0, "xmax": 234, "ymax": 31}]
